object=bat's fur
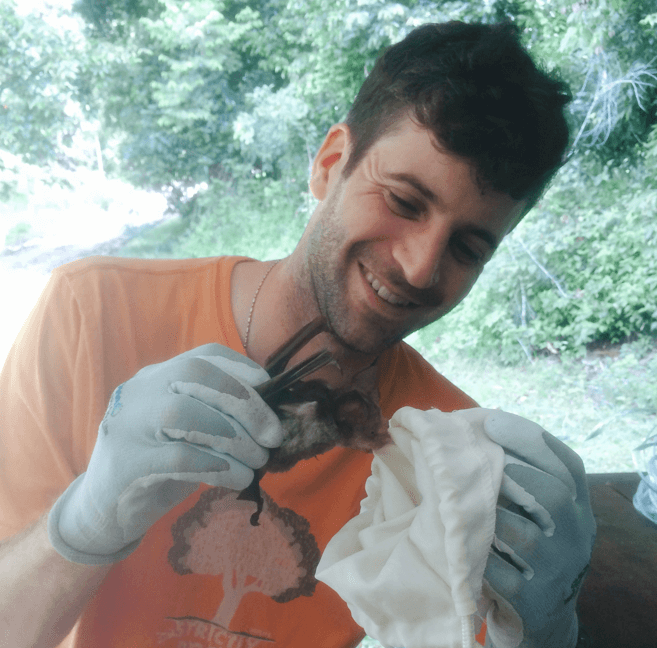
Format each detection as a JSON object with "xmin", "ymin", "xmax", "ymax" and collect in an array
[
  {"xmin": 264, "ymin": 363, "xmax": 390, "ymax": 472},
  {"xmin": 257, "ymin": 317, "xmax": 391, "ymax": 472},
  {"xmin": 243, "ymin": 318, "xmax": 390, "ymax": 525}
]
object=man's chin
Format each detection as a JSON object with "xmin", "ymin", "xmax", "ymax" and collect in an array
[{"xmin": 326, "ymin": 320, "xmax": 409, "ymax": 357}]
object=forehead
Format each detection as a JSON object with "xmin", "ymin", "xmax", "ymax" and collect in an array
[{"xmin": 363, "ymin": 114, "xmax": 527, "ymax": 236}]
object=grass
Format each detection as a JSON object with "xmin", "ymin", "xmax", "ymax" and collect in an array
[
  {"xmin": 408, "ymin": 335, "xmax": 657, "ymax": 474},
  {"xmin": 117, "ymin": 217, "xmax": 190, "ymax": 258}
]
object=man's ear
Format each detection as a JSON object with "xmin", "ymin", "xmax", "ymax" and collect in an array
[{"xmin": 309, "ymin": 124, "xmax": 351, "ymax": 200}]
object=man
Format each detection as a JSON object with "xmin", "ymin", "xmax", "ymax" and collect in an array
[{"xmin": 0, "ymin": 21, "xmax": 594, "ymax": 648}]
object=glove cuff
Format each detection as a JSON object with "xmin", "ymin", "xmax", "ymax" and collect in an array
[{"xmin": 47, "ymin": 474, "xmax": 141, "ymax": 565}]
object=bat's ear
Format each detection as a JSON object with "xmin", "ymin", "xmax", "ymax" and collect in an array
[{"xmin": 309, "ymin": 124, "xmax": 351, "ymax": 200}]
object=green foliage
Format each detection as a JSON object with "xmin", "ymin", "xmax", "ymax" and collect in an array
[
  {"xmin": 74, "ymin": 0, "xmax": 284, "ymax": 188},
  {"xmin": 139, "ymin": 0, "xmax": 261, "ymax": 136},
  {"xmin": 0, "ymin": 150, "xmax": 28, "ymax": 201},
  {"xmin": 178, "ymin": 177, "xmax": 312, "ymax": 260},
  {"xmin": 0, "ymin": 0, "xmax": 86, "ymax": 163},
  {"xmin": 516, "ymin": 0, "xmax": 657, "ymax": 161},
  {"xmin": 232, "ymin": 84, "xmax": 314, "ymax": 176},
  {"xmin": 117, "ymin": 216, "xmax": 190, "ymax": 257},
  {"xmin": 0, "ymin": 149, "xmax": 74, "ymax": 207},
  {"xmin": 525, "ymin": 164, "xmax": 657, "ymax": 347},
  {"xmin": 67, "ymin": 0, "xmax": 657, "ymax": 211},
  {"xmin": 3, "ymin": 0, "xmax": 657, "ymax": 366},
  {"xmin": 4, "ymin": 221, "xmax": 32, "ymax": 248},
  {"xmin": 73, "ymin": 0, "xmax": 164, "ymax": 39},
  {"xmin": 242, "ymin": 0, "xmax": 505, "ymax": 167},
  {"xmin": 646, "ymin": 122, "xmax": 657, "ymax": 161},
  {"xmin": 119, "ymin": 176, "xmax": 314, "ymax": 261},
  {"xmin": 75, "ymin": 0, "xmax": 522, "ymax": 191}
]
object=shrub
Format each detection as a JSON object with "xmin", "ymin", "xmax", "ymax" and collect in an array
[{"xmin": 177, "ymin": 177, "xmax": 313, "ymax": 260}]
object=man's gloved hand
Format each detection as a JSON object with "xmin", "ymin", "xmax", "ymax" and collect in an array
[
  {"xmin": 480, "ymin": 412, "xmax": 596, "ymax": 648},
  {"xmin": 48, "ymin": 344, "xmax": 285, "ymax": 565}
]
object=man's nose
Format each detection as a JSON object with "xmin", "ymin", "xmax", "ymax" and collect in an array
[{"xmin": 391, "ymin": 224, "xmax": 448, "ymax": 290}]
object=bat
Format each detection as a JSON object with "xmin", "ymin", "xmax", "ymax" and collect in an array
[{"xmin": 238, "ymin": 317, "xmax": 391, "ymax": 524}]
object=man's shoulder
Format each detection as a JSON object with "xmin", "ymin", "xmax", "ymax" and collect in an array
[
  {"xmin": 378, "ymin": 342, "xmax": 477, "ymax": 416},
  {"xmin": 49, "ymin": 255, "xmax": 249, "ymax": 299},
  {"xmin": 52, "ymin": 255, "xmax": 232, "ymax": 282}
]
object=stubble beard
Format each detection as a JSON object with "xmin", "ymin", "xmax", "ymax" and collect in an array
[{"xmin": 306, "ymin": 193, "xmax": 422, "ymax": 357}]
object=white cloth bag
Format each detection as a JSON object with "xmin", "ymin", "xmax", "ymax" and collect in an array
[{"xmin": 316, "ymin": 407, "xmax": 505, "ymax": 648}]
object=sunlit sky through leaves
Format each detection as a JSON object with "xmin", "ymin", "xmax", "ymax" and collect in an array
[
  {"xmin": 15, "ymin": 0, "xmax": 81, "ymax": 34},
  {"xmin": 16, "ymin": 0, "xmax": 73, "ymax": 14}
]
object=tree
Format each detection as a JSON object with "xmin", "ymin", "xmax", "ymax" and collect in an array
[
  {"xmin": 0, "ymin": 0, "xmax": 86, "ymax": 164},
  {"xmin": 73, "ymin": 0, "xmax": 164, "ymax": 39},
  {"xmin": 515, "ymin": 0, "xmax": 657, "ymax": 160},
  {"xmin": 75, "ymin": 0, "xmax": 517, "ymax": 189},
  {"xmin": 169, "ymin": 487, "xmax": 320, "ymax": 631},
  {"xmin": 75, "ymin": 0, "xmax": 282, "ymax": 189}
]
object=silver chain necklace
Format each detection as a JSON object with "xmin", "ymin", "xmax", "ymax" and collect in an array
[{"xmin": 243, "ymin": 260, "xmax": 279, "ymax": 351}]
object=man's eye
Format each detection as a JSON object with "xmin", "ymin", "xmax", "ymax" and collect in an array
[
  {"xmin": 387, "ymin": 192, "xmax": 420, "ymax": 219},
  {"xmin": 451, "ymin": 238, "xmax": 484, "ymax": 265}
]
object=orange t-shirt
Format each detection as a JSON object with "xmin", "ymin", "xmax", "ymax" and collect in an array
[{"xmin": 0, "ymin": 255, "xmax": 478, "ymax": 648}]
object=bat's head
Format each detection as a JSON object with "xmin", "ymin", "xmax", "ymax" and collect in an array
[{"xmin": 264, "ymin": 373, "xmax": 391, "ymax": 473}]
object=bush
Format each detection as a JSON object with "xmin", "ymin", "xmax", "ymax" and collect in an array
[{"xmin": 176, "ymin": 177, "xmax": 314, "ymax": 260}]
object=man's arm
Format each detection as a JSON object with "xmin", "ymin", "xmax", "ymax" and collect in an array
[
  {"xmin": 1, "ymin": 343, "xmax": 287, "ymax": 645},
  {"xmin": 0, "ymin": 514, "xmax": 111, "ymax": 648}
]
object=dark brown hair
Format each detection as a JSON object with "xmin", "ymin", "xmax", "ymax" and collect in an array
[{"xmin": 344, "ymin": 21, "xmax": 572, "ymax": 208}]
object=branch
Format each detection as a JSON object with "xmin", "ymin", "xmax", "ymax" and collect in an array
[
  {"xmin": 515, "ymin": 336, "xmax": 534, "ymax": 364},
  {"xmin": 504, "ymin": 239, "xmax": 531, "ymax": 328},
  {"xmin": 516, "ymin": 237, "xmax": 571, "ymax": 299},
  {"xmin": 571, "ymin": 55, "xmax": 657, "ymax": 151}
]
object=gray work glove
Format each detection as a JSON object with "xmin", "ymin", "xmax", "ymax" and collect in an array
[
  {"xmin": 481, "ymin": 412, "xmax": 596, "ymax": 648},
  {"xmin": 48, "ymin": 344, "xmax": 285, "ymax": 565}
]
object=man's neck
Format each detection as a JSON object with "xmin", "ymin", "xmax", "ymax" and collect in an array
[{"xmin": 230, "ymin": 256, "xmax": 381, "ymax": 392}]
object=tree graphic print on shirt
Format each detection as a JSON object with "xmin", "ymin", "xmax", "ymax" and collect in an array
[{"xmin": 168, "ymin": 486, "xmax": 321, "ymax": 633}]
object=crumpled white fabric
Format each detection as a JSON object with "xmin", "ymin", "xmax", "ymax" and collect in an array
[{"xmin": 316, "ymin": 407, "xmax": 506, "ymax": 648}]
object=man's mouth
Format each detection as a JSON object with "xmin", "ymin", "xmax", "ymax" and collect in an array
[{"xmin": 364, "ymin": 271, "xmax": 418, "ymax": 308}]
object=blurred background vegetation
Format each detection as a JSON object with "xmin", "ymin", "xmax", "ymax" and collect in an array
[{"xmin": 1, "ymin": 0, "xmax": 656, "ymax": 475}]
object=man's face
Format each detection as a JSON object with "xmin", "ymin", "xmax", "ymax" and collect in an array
[{"xmin": 304, "ymin": 115, "xmax": 526, "ymax": 356}]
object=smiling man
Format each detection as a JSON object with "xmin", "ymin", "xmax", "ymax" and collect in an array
[{"xmin": 0, "ymin": 21, "xmax": 594, "ymax": 648}]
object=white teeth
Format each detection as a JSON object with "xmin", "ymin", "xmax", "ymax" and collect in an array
[
  {"xmin": 378, "ymin": 284, "xmax": 393, "ymax": 300},
  {"xmin": 365, "ymin": 271, "xmax": 410, "ymax": 307}
]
